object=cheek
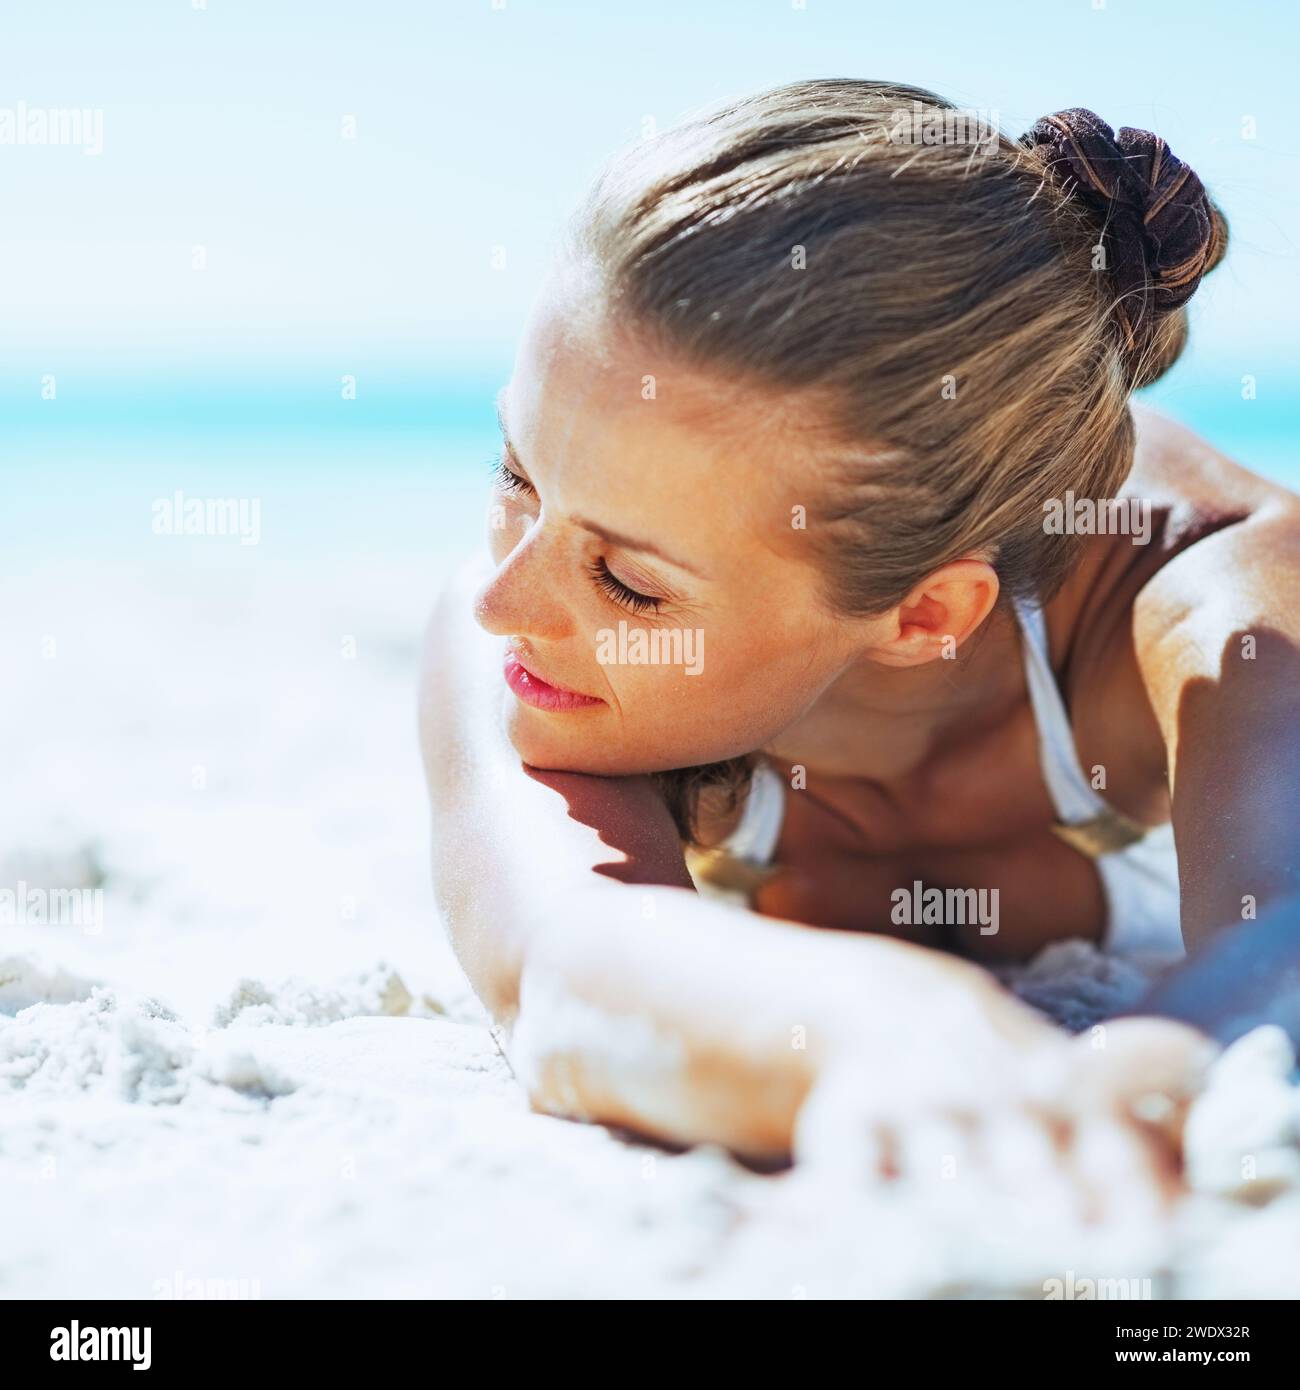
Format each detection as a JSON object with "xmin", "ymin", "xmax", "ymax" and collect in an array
[
  {"xmin": 500, "ymin": 605, "xmax": 837, "ymax": 775},
  {"xmin": 603, "ymin": 633, "xmax": 827, "ymax": 764}
]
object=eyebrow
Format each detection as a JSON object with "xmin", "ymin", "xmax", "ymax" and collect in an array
[
  {"xmin": 493, "ymin": 385, "xmax": 708, "ymax": 580},
  {"xmin": 570, "ymin": 516, "xmax": 707, "ymax": 578},
  {"xmin": 495, "ymin": 386, "xmax": 513, "ymax": 447}
]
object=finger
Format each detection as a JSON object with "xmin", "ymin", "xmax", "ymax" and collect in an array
[
  {"xmin": 1071, "ymin": 1020, "xmax": 1220, "ymax": 1127},
  {"xmin": 792, "ymin": 1067, "xmax": 896, "ymax": 1185},
  {"xmin": 893, "ymin": 1112, "xmax": 975, "ymax": 1190},
  {"xmin": 973, "ymin": 1106, "xmax": 1080, "ymax": 1211},
  {"xmin": 1063, "ymin": 1113, "xmax": 1174, "ymax": 1226}
]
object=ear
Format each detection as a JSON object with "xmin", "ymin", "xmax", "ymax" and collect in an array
[{"xmin": 867, "ymin": 559, "xmax": 1001, "ymax": 668}]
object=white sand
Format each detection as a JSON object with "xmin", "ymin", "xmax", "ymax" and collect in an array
[{"xmin": 3, "ymin": 544, "xmax": 1299, "ymax": 1299}]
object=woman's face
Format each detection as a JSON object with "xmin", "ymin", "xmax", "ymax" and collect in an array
[{"xmin": 474, "ymin": 269, "xmax": 881, "ymax": 776}]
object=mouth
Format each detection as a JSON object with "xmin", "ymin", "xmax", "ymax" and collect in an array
[{"xmin": 503, "ymin": 650, "xmax": 604, "ymax": 712}]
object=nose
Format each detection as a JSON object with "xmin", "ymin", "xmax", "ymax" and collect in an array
[{"xmin": 472, "ymin": 522, "xmax": 572, "ymax": 644}]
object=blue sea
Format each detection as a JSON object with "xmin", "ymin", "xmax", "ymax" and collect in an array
[
  {"xmin": 1, "ymin": 379, "xmax": 499, "ymax": 572},
  {"xmin": 2, "ymin": 367, "xmax": 1295, "ymax": 576}
]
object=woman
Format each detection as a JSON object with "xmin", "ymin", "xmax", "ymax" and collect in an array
[{"xmin": 420, "ymin": 81, "xmax": 1300, "ymax": 1217}]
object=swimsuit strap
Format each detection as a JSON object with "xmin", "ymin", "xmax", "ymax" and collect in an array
[
  {"xmin": 724, "ymin": 758, "xmax": 786, "ymax": 863},
  {"xmin": 1011, "ymin": 594, "xmax": 1150, "ymax": 857},
  {"xmin": 682, "ymin": 759, "xmax": 786, "ymax": 893}
]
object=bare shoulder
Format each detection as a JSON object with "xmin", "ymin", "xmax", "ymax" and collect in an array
[
  {"xmin": 1125, "ymin": 405, "xmax": 1300, "ymax": 745},
  {"xmin": 1071, "ymin": 404, "xmax": 1299, "ymax": 644},
  {"xmin": 1127, "ymin": 403, "xmax": 1300, "ymax": 621},
  {"xmin": 1129, "ymin": 401, "xmax": 1298, "ymax": 515}
]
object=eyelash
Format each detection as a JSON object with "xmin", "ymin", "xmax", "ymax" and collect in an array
[
  {"xmin": 586, "ymin": 558, "xmax": 662, "ymax": 615},
  {"xmin": 490, "ymin": 451, "xmax": 662, "ymax": 614},
  {"xmin": 491, "ymin": 452, "xmax": 533, "ymax": 496}
]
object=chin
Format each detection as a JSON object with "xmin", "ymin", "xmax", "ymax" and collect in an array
[
  {"xmin": 504, "ymin": 705, "xmax": 685, "ymax": 778},
  {"xmin": 505, "ymin": 704, "xmax": 610, "ymax": 773}
]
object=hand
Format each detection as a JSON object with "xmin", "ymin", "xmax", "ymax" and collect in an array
[
  {"xmin": 792, "ymin": 974, "xmax": 1221, "ymax": 1224},
  {"xmin": 1060, "ymin": 1014, "xmax": 1223, "ymax": 1157}
]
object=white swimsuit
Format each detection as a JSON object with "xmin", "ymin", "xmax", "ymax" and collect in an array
[{"xmin": 688, "ymin": 595, "xmax": 1185, "ymax": 961}]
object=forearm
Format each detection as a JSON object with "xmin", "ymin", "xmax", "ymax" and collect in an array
[
  {"xmin": 506, "ymin": 884, "xmax": 826, "ymax": 1157},
  {"xmin": 429, "ymin": 753, "xmax": 690, "ymax": 1019},
  {"xmin": 1125, "ymin": 893, "xmax": 1300, "ymax": 1055},
  {"xmin": 1149, "ymin": 596, "xmax": 1300, "ymax": 950},
  {"xmin": 503, "ymin": 882, "xmax": 1046, "ymax": 1160},
  {"xmin": 1174, "ymin": 720, "xmax": 1300, "ymax": 949}
]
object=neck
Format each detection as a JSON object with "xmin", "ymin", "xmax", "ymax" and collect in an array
[{"xmin": 764, "ymin": 598, "xmax": 1034, "ymax": 782}]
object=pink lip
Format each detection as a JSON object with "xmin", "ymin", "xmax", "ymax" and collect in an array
[{"xmin": 503, "ymin": 652, "xmax": 603, "ymax": 712}]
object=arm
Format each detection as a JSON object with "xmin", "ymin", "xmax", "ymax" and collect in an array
[
  {"xmin": 419, "ymin": 551, "xmax": 1060, "ymax": 1159},
  {"xmin": 1125, "ymin": 894, "xmax": 1300, "ymax": 1053},
  {"xmin": 1125, "ymin": 507, "xmax": 1300, "ymax": 1046},
  {"xmin": 418, "ymin": 548, "xmax": 696, "ymax": 1025}
]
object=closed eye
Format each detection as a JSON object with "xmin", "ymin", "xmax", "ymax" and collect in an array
[
  {"xmin": 489, "ymin": 451, "xmax": 663, "ymax": 613},
  {"xmin": 490, "ymin": 452, "xmax": 535, "ymax": 496},
  {"xmin": 588, "ymin": 558, "xmax": 662, "ymax": 614}
]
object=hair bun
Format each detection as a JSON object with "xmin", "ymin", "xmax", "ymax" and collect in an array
[{"xmin": 1020, "ymin": 108, "xmax": 1227, "ymax": 359}]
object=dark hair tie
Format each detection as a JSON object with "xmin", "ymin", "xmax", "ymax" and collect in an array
[{"xmin": 1020, "ymin": 108, "xmax": 1227, "ymax": 357}]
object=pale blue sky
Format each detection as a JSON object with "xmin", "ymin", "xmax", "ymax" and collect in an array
[{"xmin": 1, "ymin": 0, "xmax": 1296, "ymax": 454}]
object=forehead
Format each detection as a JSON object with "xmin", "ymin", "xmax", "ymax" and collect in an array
[{"xmin": 506, "ymin": 268, "xmax": 838, "ymax": 569}]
